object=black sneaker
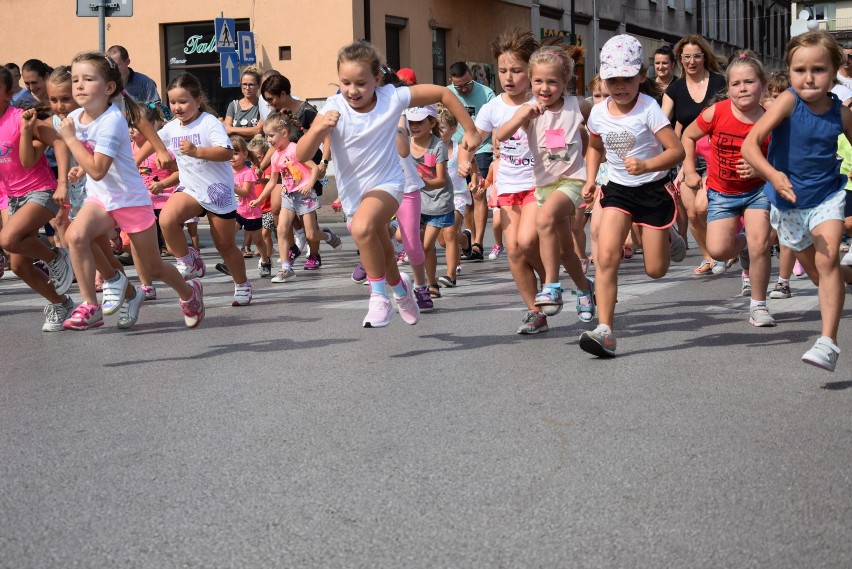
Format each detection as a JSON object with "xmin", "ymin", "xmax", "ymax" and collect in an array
[
  {"xmin": 215, "ymin": 262, "xmax": 231, "ymax": 276},
  {"xmin": 467, "ymin": 243, "xmax": 484, "ymax": 261}
]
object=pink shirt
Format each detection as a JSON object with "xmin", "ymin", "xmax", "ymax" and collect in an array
[
  {"xmin": 133, "ymin": 141, "xmax": 176, "ymax": 210},
  {"xmin": 0, "ymin": 106, "xmax": 57, "ymax": 198},
  {"xmin": 234, "ymin": 165, "xmax": 260, "ymax": 219},
  {"xmin": 271, "ymin": 142, "xmax": 312, "ymax": 193}
]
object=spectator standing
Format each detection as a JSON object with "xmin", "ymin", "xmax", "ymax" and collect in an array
[{"xmin": 107, "ymin": 45, "xmax": 161, "ymax": 103}]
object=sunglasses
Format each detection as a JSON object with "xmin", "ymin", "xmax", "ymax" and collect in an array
[{"xmin": 453, "ymin": 79, "xmax": 475, "ymax": 89}]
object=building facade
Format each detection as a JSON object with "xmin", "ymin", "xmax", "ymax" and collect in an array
[{"xmin": 793, "ymin": 1, "xmax": 852, "ymax": 42}]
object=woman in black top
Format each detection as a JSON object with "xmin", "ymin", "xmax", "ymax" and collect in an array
[{"xmin": 661, "ymin": 35, "xmax": 726, "ymax": 275}]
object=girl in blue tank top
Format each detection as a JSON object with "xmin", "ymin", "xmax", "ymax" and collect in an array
[{"xmin": 742, "ymin": 31, "xmax": 852, "ymax": 373}]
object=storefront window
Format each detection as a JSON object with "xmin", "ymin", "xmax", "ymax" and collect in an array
[{"xmin": 164, "ymin": 19, "xmax": 251, "ymax": 118}]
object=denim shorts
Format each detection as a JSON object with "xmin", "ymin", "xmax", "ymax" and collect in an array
[
  {"xmin": 421, "ymin": 210, "xmax": 455, "ymax": 228},
  {"xmin": 770, "ymin": 189, "xmax": 846, "ymax": 252},
  {"xmin": 706, "ymin": 185, "xmax": 770, "ymax": 223}
]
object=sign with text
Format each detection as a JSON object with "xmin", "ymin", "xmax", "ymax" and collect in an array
[
  {"xmin": 237, "ymin": 31, "xmax": 256, "ymax": 65},
  {"xmin": 540, "ymin": 28, "xmax": 583, "ymax": 46},
  {"xmin": 76, "ymin": 0, "xmax": 133, "ymax": 17}
]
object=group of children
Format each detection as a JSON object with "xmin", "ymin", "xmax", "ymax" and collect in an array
[{"xmin": 2, "ymin": 29, "xmax": 852, "ymax": 373}]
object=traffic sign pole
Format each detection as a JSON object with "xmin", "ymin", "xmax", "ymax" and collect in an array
[{"xmin": 98, "ymin": 0, "xmax": 106, "ymax": 52}]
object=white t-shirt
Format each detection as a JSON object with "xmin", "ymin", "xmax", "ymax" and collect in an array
[
  {"xmin": 587, "ymin": 93, "xmax": 670, "ymax": 186},
  {"xmin": 400, "ymin": 154, "xmax": 424, "ymax": 194},
  {"xmin": 158, "ymin": 112, "xmax": 235, "ymax": 214},
  {"xmin": 832, "ymin": 84, "xmax": 852, "ymax": 105},
  {"xmin": 69, "ymin": 105, "xmax": 151, "ymax": 210},
  {"xmin": 837, "ymin": 72, "xmax": 852, "ymax": 91},
  {"xmin": 475, "ymin": 94, "xmax": 535, "ymax": 195},
  {"xmin": 323, "ymin": 84, "xmax": 410, "ymax": 215}
]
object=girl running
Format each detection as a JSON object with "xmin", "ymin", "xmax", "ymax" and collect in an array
[
  {"xmin": 297, "ymin": 41, "xmax": 480, "ymax": 328},
  {"xmin": 682, "ymin": 52, "xmax": 774, "ymax": 327},
  {"xmin": 496, "ymin": 44, "xmax": 595, "ymax": 325},
  {"xmin": 229, "ymin": 135, "xmax": 268, "ymax": 278},
  {"xmin": 437, "ymin": 105, "xmax": 472, "ymax": 273},
  {"xmin": 136, "ymin": 73, "xmax": 252, "ymax": 307},
  {"xmin": 58, "ymin": 51, "xmax": 203, "ymax": 329},
  {"xmin": 460, "ymin": 28, "xmax": 546, "ymax": 334},
  {"xmin": 742, "ymin": 31, "xmax": 852, "ymax": 372},
  {"xmin": 580, "ymin": 35, "xmax": 686, "ymax": 358}
]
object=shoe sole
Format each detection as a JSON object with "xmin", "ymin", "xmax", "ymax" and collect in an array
[
  {"xmin": 749, "ymin": 318, "xmax": 776, "ymax": 327},
  {"xmin": 517, "ymin": 324, "xmax": 549, "ymax": 335},
  {"xmin": 769, "ymin": 293, "xmax": 791, "ymax": 299},
  {"xmin": 363, "ymin": 317, "xmax": 393, "ymax": 328},
  {"xmin": 801, "ymin": 355, "xmax": 836, "ymax": 372},
  {"xmin": 579, "ymin": 335, "xmax": 616, "ymax": 358},
  {"xmin": 63, "ymin": 321, "xmax": 105, "ymax": 331}
]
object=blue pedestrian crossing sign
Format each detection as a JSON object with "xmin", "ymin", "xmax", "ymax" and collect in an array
[
  {"xmin": 238, "ymin": 31, "xmax": 257, "ymax": 65},
  {"xmin": 220, "ymin": 52, "xmax": 240, "ymax": 88},
  {"xmin": 215, "ymin": 18, "xmax": 236, "ymax": 53}
]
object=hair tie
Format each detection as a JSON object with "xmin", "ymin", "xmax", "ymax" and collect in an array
[
  {"xmin": 739, "ymin": 53, "xmax": 747, "ymax": 59},
  {"xmin": 121, "ymin": 89, "xmax": 128, "ymax": 96}
]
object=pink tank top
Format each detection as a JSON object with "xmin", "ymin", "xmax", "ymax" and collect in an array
[{"xmin": 0, "ymin": 106, "xmax": 57, "ymax": 198}]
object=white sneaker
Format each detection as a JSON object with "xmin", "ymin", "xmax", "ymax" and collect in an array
[
  {"xmin": 46, "ymin": 247, "xmax": 74, "ymax": 296},
  {"xmin": 802, "ymin": 337, "xmax": 841, "ymax": 372},
  {"xmin": 101, "ymin": 270, "xmax": 128, "ymax": 315},
  {"xmin": 669, "ymin": 228, "xmax": 687, "ymax": 263},
  {"xmin": 232, "ymin": 281, "xmax": 253, "ymax": 306},
  {"xmin": 841, "ymin": 250, "xmax": 852, "ymax": 266},
  {"xmin": 295, "ymin": 229, "xmax": 307, "ymax": 252},
  {"xmin": 42, "ymin": 296, "xmax": 74, "ymax": 332},
  {"xmin": 117, "ymin": 287, "xmax": 144, "ymax": 329}
]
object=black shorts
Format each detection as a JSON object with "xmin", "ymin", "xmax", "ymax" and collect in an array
[
  {"xmin": 198, "ymin": 208, "xmax": 237, "ymax": 220},
  {"xmin": 236, "ymin": 214, "xmax": 262, "ymax": 231},
  {"xmin": 600, "ymin": 177, "xmax": 677, "ymax": 229}
]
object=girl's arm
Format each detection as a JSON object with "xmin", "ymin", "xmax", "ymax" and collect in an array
[
  {"xmin": 18, "ymin": 109, "xmax": 45, "ymax": 168},
  {"xmin": 225, "ymin": 116, "xmax": 263, "ymax": 139},
  {"xmin": 58, "ymin": 118, "xmax": 113, "ymax": 181},
  {"xmin": 296, "ymin": 111, "xmax": 338, "ymax": 162},
  {"xmin": 624, "ymin": 126, "xmax": 685, "ymax": 176},
  {"xmin": 27, "ymin": 114, "xmax": 70, "ymax": 202},
  {"xmin": 680, "ymin": 105, "xmax": 715, "ymax": 190},
  {"xmin": 250, "ymin": 170, "xmax": 280, "ymax": 207},
  {"xmin": 742, "ymin": 90, "xmax": 796, "ymax": 202},
  {"xmin": 409, "ymin": 85, "xmax": 481, "ymax": 152},
  {"xmin": 234, "ymin": 179, "xmax": 253, "ymax": 198},
  {"xmin": 135, "ymin": 115, "xmax": 175, "ymax": 171},
  {"xmin": 582, "ymin": 134, "xmax": 604, "ymax": 202},
  {"xmin": 495, "ymin": 103, "xmax": 538, "ymax": 142},
  {"xmin": 179, "ymin": 139, "xmax": 233, "ymax": 162},
  {"xmin": 456, "ymin": 127, "xmax": 491, "ymax": 179},
  {"xmin": 149, "ymin": 171, "xmax": 180, "ymax": 195},
  {"xmin": 396, "ymin": 116, "xmax": 410, "ymax": 158},
  {"xmin": 297, "ymin": 161, "xmax": 320, "ymax": 196},
  {"xmin": 661, "ymin": 93, "xmax": 675, "ymax": 120},
  {"xmin": 420, "ymin": 160, "xmax": 448, "ymax": 190}
]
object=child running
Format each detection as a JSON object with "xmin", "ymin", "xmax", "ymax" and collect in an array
[
  {"xmin": 297, "ymin": 41, "xmax": 480, "ymax": 328},
  {"xmin": 136, "ymin": 73, "xmax": 252, "ymax": 307},
  {"xmin": 580, "ymin": 35, "xmax": 687, "ymax": 357},
  {"xmin": 254, "ymin": 110, "xmax": 321, "ymax": 282},
  {"xmin": 230, "ymin": 135, "xmax": 269, "ymax": 279},
  {"xmin": 58, "ymin": 51, "xmax": 203, "ymax": 329},
  {"xmin": 436, "ymin": 105, "xmax": 472, "ymax": 272},
  {"xmin": 496, "ymin": 44, "xmax": 595, "ymax": 325},
  {"xmin": 742, "ymin": 31, "xmax": 852, "ymax": 372}
]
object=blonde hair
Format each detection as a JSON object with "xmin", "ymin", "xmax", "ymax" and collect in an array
[
  {"xmin": 264, "ymin": 110, "xmax": 301, "ymax": 142},
  {"xmin": 436, "ymin": 103, "xmax": 457, "ymax": 130},
  {"xmin": 71, "ymin": 50, "xmax": 143, "ymax": 126},
  {"xmin": 230, "ymin": 135, "xmax": 248, "ymax": 155},
  {"xmin": 529, "ymin": 45, "xmax": 581, "ymax": 92},
  {"xmin": 785, "ymin": 30, "xmax": 843, "ymax": 73},
  {"xmin": 337, "ymin": 41, "xmax": 383, "ymax": 75}
]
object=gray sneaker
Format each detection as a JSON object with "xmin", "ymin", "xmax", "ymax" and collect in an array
[
  {"xmin": 323, "ymin": 227, "xmax": 342, "ymax": 249},
  {"xmin": 101, "ymin": 270, "xmax": 128, "ymax": 315},
  {"xmin": 669, "ymin": 228, "xmax": 687, "ymax": 262},
  {"xmin": 117, "ymin": 287, "xmax": 144, "ymax": 329},
  {"xmin": 748, "ymin": 304, "xmax": 776, "ymax": 327},
  {"xmin": 517, "ymin": 311, "xmax": 549, "ymax": 335},
  {"xmin": 579, "ymin": 324, "xmax": 617, "ymax": 357},
  {"xmin": 42, "ymin": 296, "xmax": 74, "ymax": 332},
  {"xmin": 46, "ymin": 247, "xmax": 74, "ymax": 296},
  {"xmin": 271, "ymin": 268, "xmax": 296, "ymax": 283},
  {"xmin": 802, "ymin": 337, "xmax": 841, "ymax": 372},
  {"xmin": 740, "ymin": 275, "xmax": 752, "ymax": 297}
]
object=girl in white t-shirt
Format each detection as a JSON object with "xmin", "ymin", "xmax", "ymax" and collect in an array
[
  {"xmin": 460, "ymin": 28, "xmax": 546, "ymax": 335},
  {"xmin": 579, "ymin": 35, "xmax": 686, "ymax": 357},
  {"xmin": 135, "ymin": 73, "xmax": 252, "ymax": 307},
  {"xmin": 58, "ymin": 51, "xmax": 204, "ymax": 330},
  {"xmin": 497, "ymin": 44, "xmax": 595, "ymax": 328},
  {"xmin": 297, "ymin": 41, "xmax": 480, "ymax": 329}
]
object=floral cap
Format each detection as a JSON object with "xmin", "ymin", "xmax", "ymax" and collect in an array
[{"xmin": 599, "ymin": 34, "xmax": 644, "ymax": 80}]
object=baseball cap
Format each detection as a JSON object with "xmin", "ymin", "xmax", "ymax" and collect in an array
[
  {"xmin": 397, "ymin": 68, "xmax": 417, "ymax": 85},
  {"xmin": 404, "ymin": 105, "xmax": 437, "ymax": 122},
  {"xmin": 599, "ymin": 34, "xmax": 644, "ymax": 80}
]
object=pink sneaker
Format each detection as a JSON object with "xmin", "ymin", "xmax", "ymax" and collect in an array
[
  {"xmin": 362, "ymin": 294, "xmax": 393, "ymax": 328},
  {"xmin": 303, "ymin": 254, "xmax": 321, "ymax": 270},
  {"xmin": 393, "ymin": 273, "xmax": 419, "ymax": 325},
  {"xmin": 63, "ymin": 302, "xmax": 104, "ymax": 331},
  {"xmin": 180, "ymin": 279, "xmax": 205, "ymax": 328}
]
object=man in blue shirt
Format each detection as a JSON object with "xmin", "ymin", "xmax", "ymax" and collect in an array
[
  {"xmin": 107, "ymin": 45, "xmax": 161, "ymax": 103},
  {"xmin": 4, "ymin": 63, "xmax": 37, "ymax": 108}
]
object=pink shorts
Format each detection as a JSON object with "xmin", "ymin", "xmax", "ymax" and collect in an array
[
  {"xmin": 496, "ymin": 189, "xmax": 536, "ymax": 208},
  {"xmin": 87, "ymin": 197, "xmax": 156, "ymax": 234}
]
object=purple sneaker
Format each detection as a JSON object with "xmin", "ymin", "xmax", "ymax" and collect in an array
[
  {"xmin": 288, "ymin": 245, "xmax": 302, "ymax": 265},
  {"xmin": 393, "ymin": 273, "xmax": 419, "ymax": 325},
  {"xmin": 303, "ymin": 254, "xmax": 321, "ymax": 270},
  {"xmin": 351, "ymin": 261, "xmax": 367, "ymax": 284},
  {"xmin": 414, "ymin": 286, "xmax": 433, "ymax": 312}
]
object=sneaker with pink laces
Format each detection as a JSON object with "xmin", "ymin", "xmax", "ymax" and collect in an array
[
  {"xmin": 176, "ymin": 248, "xmax": 206, "ymax": 280},
  {"xmin": 362, "ymin": 294, "xmax": 394, "ymax": 328},
  {"xmin": 393, "ymin": 273, "xmax": 419, "ymax": 325},
  {"xmin": 180, "ymin": 279, "xmax": 205, "ymax": 328},
  {"xmin": 63, "ymin": 302, "xmax": 104, "ymax": 331},
  {"xmin": 303, "ymin": 254, "xmax": 321, "ymax": 270}
]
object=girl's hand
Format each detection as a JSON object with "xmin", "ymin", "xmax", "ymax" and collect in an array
[
  {"xmin": 682, "ymin": 172, "xmax": 702, "ymax": 190},
  {"xmin": 317, "ymin": 162, "xmax": 327, "ymax": 177},
  {"xmin": 460, "ymin": 131, "xmax": 482, "ymax": 153},
  {"xmin": 299, "ymin": 185, "xmax": 311, "ymax": 196},
  {"xmin": 21, "ymin": 109, "xmax": 37, "ymax": 132},
  {"xmin": 254, "ymin": 167, "xmax": 264, "ymax": 177},
  {"xmin": 736, "ymin": 159, "xmax": 754, "ymax": 179},
  {"xmin": 320, "ymin": 111, "xmax": 340, "ymax": 130},
  {"xmin": 624, "ymin": 157, "xmax": 647, "ymax": 176},
  {"xmin": 54, "ymin": 206, "xmax": 70, "ymax": 228},
  {"xmin": 53, "ymin": 185, "xmax": 68, "ymax": 206},
  {"xmin": 249, "ymin": 198, "xmax": 261, "ymax": 208},
  {"xmin": 331, "ymin": 200, "xmax": 342, "ymax": 212},
  {"xmin": 179, "ymin": 139, "xmax": 198, "ymax": 157},
  {"xmin": 149, "ymin": 181, "xmax": 164, "ymax": 195},
  {"xmin": 771, "ymin": 172, "xmax": 796, "ymax": 203},
  {"xmin": 58, "ymin": 117, "xmax": 77, "ymax": 141},
  {"xmin": 156, "ymin": 150, "xmax": 176, "ymax": 171},
  {"xmin": 68, "ymin": 166, "xmax": 85, "ymax": 183},
  {"xmin": 582, "ymin": 181, "xmax": 597, "ymax": 203},
  {"xmin": 458, "ymin": 160, "xmax": 473, "ymax": 178}
]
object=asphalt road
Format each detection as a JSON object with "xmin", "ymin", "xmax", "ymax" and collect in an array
[{"xmin": 1, "ymin": 224, "xmax": 851, "ymax": 568}]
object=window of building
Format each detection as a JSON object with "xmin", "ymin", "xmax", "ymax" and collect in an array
[
  {"xmin": 804, "ymin": 4, "xmax": 827, "ymax": 21},
  {"xmin": 432, "ymin": 28, "xmax": 446, "ymax": 86},
  {"xmin": 164, "ymin": 19, "xmax": 250, "ymax": 118},
  {"xmin": 386, "ymin": 16, "xmax": 407, "ymax": 72},
  {"xmin": 684, "ymin": 0, "xmax": 693, "ymax": 13}
]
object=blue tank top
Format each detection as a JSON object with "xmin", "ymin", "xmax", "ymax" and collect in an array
[{"xmin": 765, "ymin": 88, "xmax": 846, "ymax": 210}]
